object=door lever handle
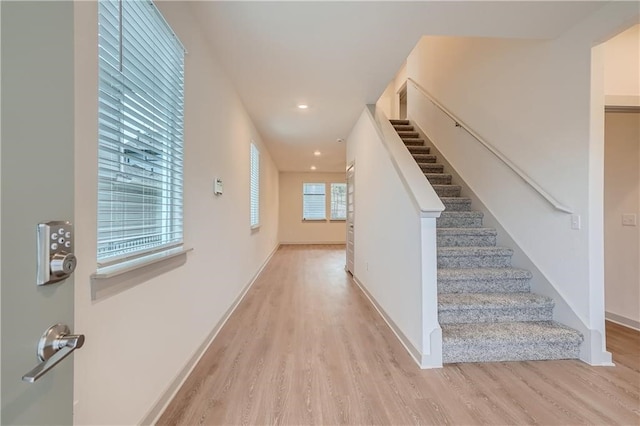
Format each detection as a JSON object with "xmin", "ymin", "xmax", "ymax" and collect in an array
[{"xmin": 22, "ymin": 324, "xmax": 85, "ymax": 383}]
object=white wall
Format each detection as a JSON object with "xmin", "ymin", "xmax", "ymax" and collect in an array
[
  {"xmin": 73, "ymin": 2, "xmax": 279, "ymax": 425},
  {"xmin": 604, "ymin": 112, "xmax": 640, "ymax": 328},
  {"xmin": 279, "ymin": 172, "xmax": 346, "ymax": 244},
  {"xmin": 604, "ymin": 24, "xmax": 640, "ymax": 107},
  {"xmin": 375, "ymin": 62, "xmax": 408, "ymax": 120},
  {"xmin": 405, "ymin": 2, "xmax": 638, "ymax": 364}
]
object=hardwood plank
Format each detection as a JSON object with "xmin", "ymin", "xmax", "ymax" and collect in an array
[{"xmin": 158, "ymin": 245, "xmax": 640, "ymax": 425}]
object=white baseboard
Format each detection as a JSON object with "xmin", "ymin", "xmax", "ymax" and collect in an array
[
  {"xmin": 279, "ymin": 241, "xmax": 346, "ymax": 245},
  {"xmin": 140, "ymin": 243, "xmax": 281, "ymax": 425},
  {"xmin": 351, "ymin": 275, "xmax": 425, "ymax": 368},
  {"xmin": 606, "ymin": 311, "xmax": 640, "ymax": 331}
]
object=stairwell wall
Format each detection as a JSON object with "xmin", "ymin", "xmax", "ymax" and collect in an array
[
  {"xmin": 405, "ymin": 2, "xmax": 638, "ymax": 364},
  {"xmin": 346, "ymin": 107, "xmax": 442, "ymax": 367}
]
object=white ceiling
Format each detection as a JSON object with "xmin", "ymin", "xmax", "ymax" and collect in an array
[{"xmin": 189, "ymin": 1, "xmax": 606, "ymax": 173}]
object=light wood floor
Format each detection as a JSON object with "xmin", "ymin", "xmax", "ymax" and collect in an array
[{"xmin": 158, "ymin": 245, "xmax": 640, "ymax": 425}]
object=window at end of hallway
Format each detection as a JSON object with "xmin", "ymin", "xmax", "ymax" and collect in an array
[
  {"xmin": 302, "ymin": 183, "xmax": 326, "ymax": 221},
  {"xmin": 250, "ymin": 142, "xmax": 260, "ymax": 228},
  {"xmin": 330, "ymin": 183, "xmax": 347, "ymax": 220}
]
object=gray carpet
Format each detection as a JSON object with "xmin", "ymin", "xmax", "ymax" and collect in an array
[{"xmin": 391, "ymin": 119, "xmax": 583, "ymax": 364}]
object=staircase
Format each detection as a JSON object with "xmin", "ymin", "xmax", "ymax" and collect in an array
[{"xmin": 390, "ymin": 119, "xmax": 584, "ymax": 363}]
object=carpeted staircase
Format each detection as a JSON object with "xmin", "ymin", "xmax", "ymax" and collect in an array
[{"xmin": 390, "ymin": 119, "xmax": 584, "ymax": 363}]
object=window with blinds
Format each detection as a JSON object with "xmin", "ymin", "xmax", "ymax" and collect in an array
[
  {"xmin": 250, "ymin": 143, "xmax": 260, "ymax": 228},
  {"xmin": 330, "ymin": 183, "xmax": 347, "ymax": 220},
  {"xmin": 97, "ymin": 0, "xmax": 185, "ymax": 266},
  {"xmin": 303, "ymin": 183, "xmax": 326, "ymax": 220}
]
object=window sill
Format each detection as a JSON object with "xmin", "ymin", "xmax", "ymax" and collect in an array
[
  {"xmin": 90, "ymin": 247, "xmax": 192, "ymax": 300},
  {"xmin": 302, "ymin": 219, "xmax": 327, "ymax": 222},
  {"xmin": 330, "ymin": 219, "xmax": 347, "ymax": 222}
]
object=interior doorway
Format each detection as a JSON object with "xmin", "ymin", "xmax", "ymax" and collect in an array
[{"xmin": 398, "ymin": 84, "xmax": 407, "ymax": 120}]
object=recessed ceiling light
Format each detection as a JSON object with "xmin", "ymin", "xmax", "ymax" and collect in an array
[
  {"xmin": 313, "ymin": 150, "xmax": 321, "ymax": 156},
  {"xmin": 297, "ymin": 104, "xmax": 309, "ymax": 109},
  {"xmin": 310, "ymin": 166, "xmax": 317, "ymax": 170},
  {"xmin": 337, "ymin": 138, "xmax": 344, "ymax": 143}
]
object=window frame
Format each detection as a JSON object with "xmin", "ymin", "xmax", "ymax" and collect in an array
[
  {"xmin": 96, "ymin": 0, "xmax": 185, "ymax": 269},
  {"xmin": 330, "ymin": 182, "xmax": 347, "ymax": 221},
  {"xmin": 250, "ymin": 142, "xmax": 260, "ymax": 229},
  {"xmin": 302, "ymin": 182, "xmax": 327, "ymax": 221}
]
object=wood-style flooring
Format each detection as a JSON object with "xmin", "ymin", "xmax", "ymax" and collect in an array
[{"xmin": 158, "ymin": 244, "xmax": 640, "ymax": 425}]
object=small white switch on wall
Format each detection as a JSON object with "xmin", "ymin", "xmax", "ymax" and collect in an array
[
  {"xmin": 571, "ymin": 214, "xmax": 581, "ymax": 230},
  {"xmin": 622, "ymin": 213, "xmax": 637, "ymax": 226}
]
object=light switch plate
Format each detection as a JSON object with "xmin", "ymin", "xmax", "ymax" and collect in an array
[
  {"xmin": 622, "ymin": 213, "xmax": 637, "ymax": 226},
  {"xmin": 214, "ymin": 178, "xmax": 223, "ymax": 195},
  {"xmin": 571, "ymin": 214, "xmax": 581, "ymax": 230}
]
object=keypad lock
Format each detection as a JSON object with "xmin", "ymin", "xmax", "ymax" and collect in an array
[{"xmin": 37, "ymin": 221, "xmax": 77, "ymax": 286}]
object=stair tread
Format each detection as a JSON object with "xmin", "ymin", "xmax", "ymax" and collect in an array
[
  {"xmin": 438, "ymin": 268, "xmax": 533, "ymax": 281},
  {"xmin": 442, "ymin": 321, "xmax": 583, "ymax": 345},
  {"xmin": 439, "ymin": 292, "xmax": 553, "ymax": 310},
  {"xmin": 424, "ymin": 172, "xmax": 451, "ymax": 177},
  {"xmin": 441, "ymin": 197, "xmax": 471, "ymax": 203},
  {"xmin": 439, "ymin": 211, "xmax": 483, "ymax": 218},
  {"xmin": 437, "ymin": 227, "xmax": 497, "ymax": 236},
  {"xmin": 433, "ymin": 184, "xmax": 462, "ymax": 189},
  {"xmin": 438, "ymin": 246, "xmax": 513, "ymax": 256},
  {"xmin": 390, "ymin": 119, "xmax": 409, "ymax": 125}
]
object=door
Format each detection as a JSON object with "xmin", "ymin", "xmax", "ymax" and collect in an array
[
  {"xmin": 346, "ymin": 164, "xmax": 355, "ymax": 274},
  {"xmin": 1, "ymin": 2, "xmax": 78, "ymax": 424}
]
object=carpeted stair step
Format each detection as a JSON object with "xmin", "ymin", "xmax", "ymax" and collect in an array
[
  {"xmin": 437, "ymin": 246, "xmax": 513, "ymax": 268},
  {"xmin": 412, "ymin": 154, "xmax": 436, "ymax": 164},
  {"xmin": 438, "ymin": 268, "xmax": 532, "ymax": 294},
  {"xmin": 390, "ymin": 119, "xmax": 410, "ymax": 125},
  {"xmin": 408, "ymin": 146, "xmax": 431, "ymax": 155},
  {"xmin": 433, "ymin": 184, "xmax": 462, "ymax": 197},
  {"xmin": 441, "ymin": 321, "xmax": 583, "ymax": 363},
  {"xmin": 425, "ymin": 173, "xmax": 452, "ymax": 185},
  {"xmin": 397, "ymin": 131, "xmax": 420, "ymax": 139},
  {"xmin": 438, "ymin": 293, "xmax": 554, "ymax": 324},
  {"xmin": 441, "ymin": 197, "xmax": 472, "ymax": 211},
  {"xmin": 418, "ymin": 163, "xmax": 444, "ymax": 173},
  {"xmin": 403, "ymin": 138, "xmax": 425, "ymax": 146},
  {"xmin": 437, "ymin": 227, "xmax": 497, "ymax": 247},
  {"xmin": 393, "ymin": 124, "xmax": 414, "ymax": 132},
  {"xmin": 437, "ymin": 211, "xmax": 483, "ymax": 228}
]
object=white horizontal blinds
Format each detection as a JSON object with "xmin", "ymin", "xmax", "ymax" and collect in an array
[
  {"xmin": 330, "ymin": 183, "xmax": 347, "ymax": 220},
  {"xmin": 250, "ymin": 143, "xmax": 260, "ymax": 227},
  {"xmin": 97, "ymin": 0, "xmax": 185, "ymax": 265},
  {"xmin": 303, "ymin": 183, "xmax": 326, "ymax": 220}
]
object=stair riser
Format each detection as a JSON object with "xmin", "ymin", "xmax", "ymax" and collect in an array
[
  {"xmin": 442, "ymin": 343, "xmax": 580, "ymax": 363},
  {"xmin": 404, "ymin": 139, "xmax": 425, "ymax": 146},
  {"xmin": 434, "ymin": 186, "xmax": 461, "ymax": 197},
  {"xmin": 439, "ymin": 306, "xmax": 553, "ymax": 324},
  {"xmin": 442, "ymin": 200, "xmax": 472, "ymax": 211},
  {"xmin": 426, "ymin": 174, "xmax": 452, "ymax": 185},
  {"xmin": 409, "ymin": 147, "xmax": 431, "ymax": 154},
  {"xmin": 437, "ymin": 255, "xmax": 512, "ymax": 268},
  {"xmin": 438, "ymin": 279, "xmax": 531, "ymax": 294},
  {"xmin": 419, "ymin": 164, "xmax": 444, "ymax": 173},
  {"xmin": 437, "ymin": 216, "xmax": 483, "ymax": 228},
  {"xmin": 411, "ymin": 147, "xmax": 431, "ymax": 155},
  {"xmin": 412, "ymin": 155, "xmax": 437, "ymax": 163},
  {"xmin": 437, "ymin": 234, "xmax": 496, "ymax": 247},
  {"xmin": 397, "ymin": 131, "xmax": 419, "ymax": 138},
  {"xmin": 390, "ymin": 119, "xmax": 410, "ymax": 125}
]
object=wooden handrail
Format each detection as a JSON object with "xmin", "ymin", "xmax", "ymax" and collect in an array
[{"xmin": 407, "ymin": 78, "xmax": 573, "ymax": 214}]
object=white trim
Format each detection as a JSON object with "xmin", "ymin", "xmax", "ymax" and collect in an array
[
  {"xmin": 279, "ymin": 241, "xmax": 346, "ymax": 245},
  {"xmin": 606, "ymin": 312, "xmax": 640, "ymax": 331},
  {"xmin": 139, "ymin": 243, "xmax": 280, "ymax": 426},
  {"xmin": 407, "ymin": 78, "xmax": 573, "ymax": 214}
]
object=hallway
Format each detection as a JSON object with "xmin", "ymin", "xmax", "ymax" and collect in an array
[{"xmin": 158, "ymin": 245, "xmax": 639, "ymax": 425}]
